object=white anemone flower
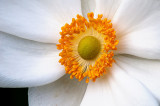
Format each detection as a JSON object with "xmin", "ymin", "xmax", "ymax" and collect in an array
[{"xmin": 0, "ymin": 0, "xmax": 160, "ymax": 106}]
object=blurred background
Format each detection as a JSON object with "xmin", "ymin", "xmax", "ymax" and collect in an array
[{"xmin": 0, "ymin": 88, "xmax": 28, "ymax": 106}]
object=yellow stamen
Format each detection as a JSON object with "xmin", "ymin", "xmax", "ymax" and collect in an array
[{"xmin": 57, "ymin": 12, "xmax": 118, "ymax": 83}]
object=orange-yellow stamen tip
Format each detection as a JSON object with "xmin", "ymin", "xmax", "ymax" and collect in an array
[{"xmin": 57, "ymin": 12, "xmax": 118, "ymax": 83}]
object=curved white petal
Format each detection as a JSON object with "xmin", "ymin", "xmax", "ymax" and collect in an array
[
  {"xmin": 0, "ymin": 32, "xmax": 65, "ymax": 87},
  {"xmin": 81, "ymin": 0, "xmax": 96, "ymax": 18},
  {"xmin": 112, "ymin": 0, "xmax": 160, "ymax": 36},
  {"xmin": 94, "ymin": 0, "xmax": 123, "ymax": 19},
  {"xmin": 115, "ymin": 14, "xmax": 160, "ymax": 59},
  {"xmin": 81, "ymin": 64, "xmax": 158, "ymax": 106},
  {"xmin": 28, "ymin": 75, "xmax": 87, "ymax": 106},
  {"xmin": 0, "ymin": 0, "xmax": 82, "ymax": 43},
  {"xmin": 115, "ymin": 55, "xmax": 160, "ymax": 102},
  {"xmin": 112, "ymin": 0, "xmax": 160, "ymax": 59}
]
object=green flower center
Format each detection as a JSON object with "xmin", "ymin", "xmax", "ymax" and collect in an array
[{"xmin": 78, "ymin": 36, "xmax": 101, "ymax": 60}]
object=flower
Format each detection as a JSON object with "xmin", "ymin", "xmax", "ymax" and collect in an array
[{"xmin": 0, "ymin": 0, "xmax": 160, "ymax": 106}]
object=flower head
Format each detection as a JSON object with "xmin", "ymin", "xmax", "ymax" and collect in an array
[
  {"xmin": 57, "ymin": 12, "xmax": 118, "ymax": 83},
  {"xmin": 0, "ymin": 0, "xmax": 160, "ymax": 106}
]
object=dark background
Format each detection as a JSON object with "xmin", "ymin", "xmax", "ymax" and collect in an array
[{"xmin": 0, "ymin": 88, "xmax": 28, "ymax": 106}]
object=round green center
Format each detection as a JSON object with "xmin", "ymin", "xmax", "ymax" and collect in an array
[{"xmin": 78, "ymin": 36, "xmax": 101, "ymax": 60}]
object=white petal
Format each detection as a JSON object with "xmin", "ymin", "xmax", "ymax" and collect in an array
[
  {"xmin": 94, "ymin": 0, "xmax": 123, "ymax": 19},
  {"xmin": 112, "ymin": 0, "xmax": 160, "ymax": 36},
  {"xmin": 81, "ymin": 64, "xmax": 158, "ymax": 106},
  {"xmin": 112, "ymin": 0, "xmax": 160, "ymax": 59},
  {"xmin": 115, "ymin": 55, "xmax": 160, "ymax": 101},
  {"xmin": 81, "ymin": 0, "xmax": 96, "ymax": 18},
  {"xmin": 116, "ymin": 19, "xmax": 160, "ymax": 59},
  {"xmin": 0, "ymin": 0, "xmax": 82, "ymax": 43},
  {"xmin": 28, "ymin": 75, "xmax": 87, "ymax": 106},
  {"xmin": 0, "ymin": 32, "xmax": 65, "ymax": 87}
]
